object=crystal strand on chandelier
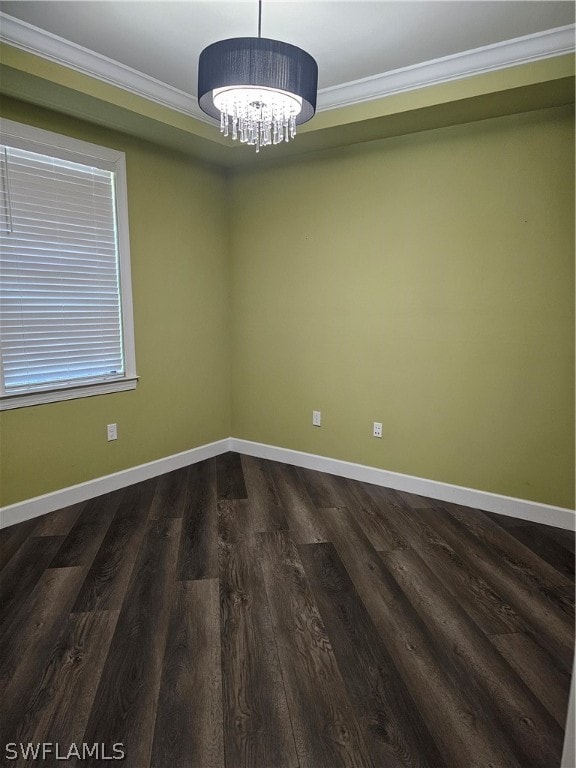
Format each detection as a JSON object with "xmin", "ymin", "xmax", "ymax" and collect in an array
[
  {"xmin": 263, "ymin": 119, "xmax": 271, "ymax": 147},
  {"xmin": 214, "ymin": 87, "xmax": 302, "ymax": 151}
]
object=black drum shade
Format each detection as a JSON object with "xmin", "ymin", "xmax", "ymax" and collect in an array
[{"xmin": 198, "ymin": 37, "xmax": 318, "ymax": 125}]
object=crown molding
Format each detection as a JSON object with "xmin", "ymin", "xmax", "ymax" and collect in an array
[
  {"xmin": 317, "ymin": 24, "xmax": 576, "ymax": 111},
  {"xmin": 0, "ymin": 13, "xmax": 211, "ymax": 123},
  {"xmin": 1, "ymin": 13, "xmax": 574, "ymax": 121}
]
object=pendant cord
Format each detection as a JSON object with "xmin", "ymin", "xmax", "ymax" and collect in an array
[{"xmin": 258, "ymin": 0, "xmax": 262, "ymax": 37}]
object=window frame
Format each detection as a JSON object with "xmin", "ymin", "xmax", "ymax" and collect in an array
[{"xmin": 0, "ymin": 118, "xmax": 138, "ymax": 410}]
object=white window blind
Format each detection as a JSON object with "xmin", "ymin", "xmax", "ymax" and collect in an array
[{"xmin": 0, "ymin": 120, "xmax": 137, "ymax": 409}]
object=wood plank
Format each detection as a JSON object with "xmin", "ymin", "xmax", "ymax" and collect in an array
[
  {"xmin": 11, "ymin": 609, "xmax": 120, "ymax": 763},
  {"xmin": 296, "ymin": 466, "xmax": 349, "ymax": 508},
  {"xmin": 149, "ymin": 467, "xmax": 189, "ymax": 519},
  {"xmin": 491, "ymin": 632, "xmax": 572, "ymax": 728},
  {"xmin": 361, "ymin": 482, "xmax": 410, "ymax": 512},
  {"xmin": 241, "ymin": 454, "xmax": 288, "ymax": 532},
  {"xmin": 395, "ymin": 490, "xmax": 437, "ymax": 510},
  {"xmin": 0, "ymin": 517, "xmax": 41, "ymax": 571},
  {"xmin": 444, "ymin": 503, "xmax": 574, "ymax": 613},
  {"xmin": 364, "ymin": 486, "xmax": 524, "ymax": 636},
  {"xmin": 81, "ymin": 517, "xmax": 182, "ymax": 768},
  {"xmin": 0, "ymin": 536, "xmax": 66, "ymax": 634},
  {"xmin": 503, "ymin": 524, "xmax": 575, "ymax": 582},
  {"xmin": 218, "ymin": 526, "xmax": 298, "ymax": 768},
  {"xmin": 49, "ymin": 490, "xmax": 123, "ymax": 568},
  {"xmin": 0, "ymin": 567, "xmax": 87, "ymax": 749},
  {"xmin": 417, "ymin": 505, "xmax": 575, "ymax": 673},
  {"xmin": 316, "ymin": 506, "xmax": 526, "ymax": 768},
  {"xmin": 217, "ymin": 499, "xmax": 252, "ymax": 546},
  {"xmin": 216, "ymin": 452, "xmax": 247, "ymax": 500},
  {"xmin": 31, "ymin": 502, "xmax": 85, "ymax": 536},
  {"xmin": 540, "ymin": 525, "xmax": 576, "ymax": 554},
  {"xmin": 151, "ymin": 579, "xmax": 224, "ymax": 768},
  {"xmin": 258, "ymin": 530, "xmax": 372, "ymax": 768},
  {"xmin": 177, "ymin": 460, "xmax": 218, "ymax": 580},
  {"xmin": 382, "ymin": 546, "xmax": 565, "ymax": 768},
  {"xmin": 300, "ymin": 541, "xmax": 443, "ymax": 768},
  {"xmin": 340, "ymin": 479, "xmax": 411, "ymax": 552},
  {"xmin": 482, "ymin": 511, "xmax": 534, "ymax": 529},
  {"xmin": 71, "ymin": 479, "xmax": 157, "ymax": 613},
  {"xmin": 270, "ymin": 463, "xmax": 331, "ymax": 543}
]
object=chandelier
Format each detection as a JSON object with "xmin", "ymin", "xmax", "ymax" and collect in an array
[{"xmin": 198, "ymin": 1, "xmax": 318, "ymax": 152}]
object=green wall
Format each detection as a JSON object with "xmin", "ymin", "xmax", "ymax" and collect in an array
[
  {"xmin": 230, "ymin": 105, "xmax": 575, "ymax": 509},
  {"xmin": 1, "ymin": 99, "xmax": 574, "ymax": 510},
  {"xmin": 0, "ymin": 98, "xmax": 231, "ymax": 506}
]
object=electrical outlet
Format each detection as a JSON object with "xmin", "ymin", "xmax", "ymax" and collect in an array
[
  {"xmin": 373, "ymin": 422, "xmax": 382, "ymax": 438},
  {"xmin": 107, "ymin": 423, "xmax": 118, "ymax": 441},
  {"xmin": 312, "ymin": 410, "xmax": 322, "ymax": 427}
]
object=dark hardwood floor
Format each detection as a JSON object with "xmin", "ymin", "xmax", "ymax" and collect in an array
[{"xmin": 1, "ymin": 452, "xmax": 574, "ymax": 768}]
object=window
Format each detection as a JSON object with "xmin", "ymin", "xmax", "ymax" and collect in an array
[{"xmin": 0, "ymin": 119, "xmax": 137, "ymax": 410}]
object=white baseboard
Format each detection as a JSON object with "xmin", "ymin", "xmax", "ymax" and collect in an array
[
  {"xmin": 0, "ymin": 438, "xmax": 231, "ymax": 529},
  {"xmin": 231, "ymin": 438, "xmax": 576, "ymax": 531},
  {"xmin": 1, "ymin": 436, "xmax": 574, "ymax": 531}
]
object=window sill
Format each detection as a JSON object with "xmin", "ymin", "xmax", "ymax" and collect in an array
[{"xmin": 0, "ymin": 377, "xmax": 138, "ymax": 411}]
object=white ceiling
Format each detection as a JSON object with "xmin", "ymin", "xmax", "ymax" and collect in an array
[{"xmin": 1, "ymin": 0, "xmax": 574, "ymax": 98}]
